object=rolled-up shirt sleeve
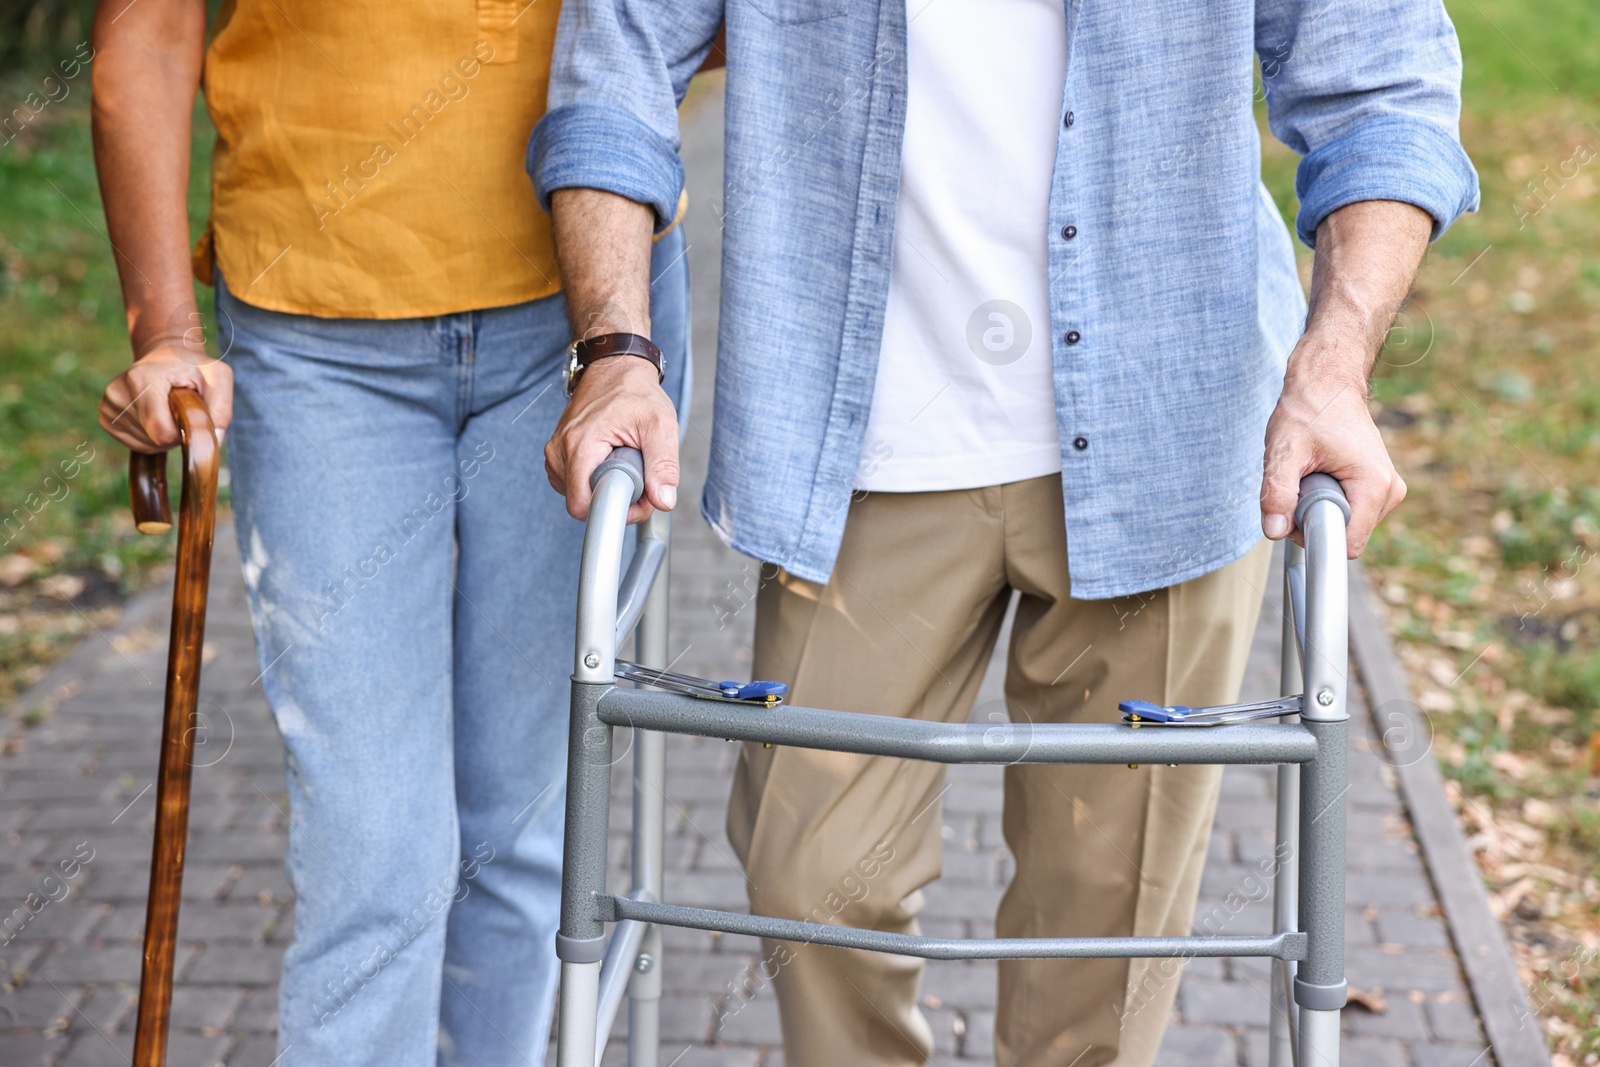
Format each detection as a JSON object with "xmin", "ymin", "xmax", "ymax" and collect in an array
[
  {"xmin": 1255, "ymin": 0, "xmax": 1480, "ymax": 246},
  {"xmin": 529, "ymin": 0, "xmax": 724, "ymax": 230}
]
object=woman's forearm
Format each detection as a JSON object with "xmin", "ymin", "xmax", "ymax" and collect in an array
[{"xmin": 90, "ymin": 0, "xmax": 207, "ymax": 359}]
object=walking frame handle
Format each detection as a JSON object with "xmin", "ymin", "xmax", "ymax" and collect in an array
[
  {"xmin": 1293, "ymin": 472, "xmax": 1351, "ymax": 530},
  {"xmin": 590, "ymin": 446, "xmax": 645, "ymax": 501},
  {"xmin": 127, "ymin": 388, "xmax": 221, "ymax": 1067}
]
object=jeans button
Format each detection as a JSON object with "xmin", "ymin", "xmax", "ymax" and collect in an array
[{"xmin": 1073, "ymin": 436, "xmax": 1089, "ymax": 451}]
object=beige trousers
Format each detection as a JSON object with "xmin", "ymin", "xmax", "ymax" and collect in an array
[{"xmin": 726, "ymin": 475, "xmax": 1272, "ymax": 1067}]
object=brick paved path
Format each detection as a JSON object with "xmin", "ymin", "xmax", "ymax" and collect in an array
[{"xmin": 0, "ymin": 82, "xmax": 1493, "ymax": 1067}]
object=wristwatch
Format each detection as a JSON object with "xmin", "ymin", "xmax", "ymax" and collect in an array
[{"xmin": 563, "ymin": 332, "xmax": 664, "ymax": 397}]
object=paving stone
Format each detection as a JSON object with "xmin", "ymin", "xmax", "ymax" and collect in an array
[
  {"xmin": 958, "ymin": 1006, "xmax": 993, "ymax": 1059},
  {"xmin": 219, "ymin": 865, "xmax": 293, "ymax": 907},
  {"xmin": 169, "ymin": 984, "xmax": 247, "ymax": 1031},
  {"xmin": 1155, "ymin": 1025, "xmax": 1237, "ymax": 1065},
  {"xmin": 233, "ymin": 989, "xmax": 279, "ymax": 1034},
  {"xmin": 939, "ymin": 849, "xmax": 1003, "ymax": 885},
  {"xmin": 188, "ymin": 832, "xmax": 290, "ymax": 865},
  {"xmin": 64, "ymin": 985, "xmax": 135, "ymax": 1037},
  {"xmin": 1427, "ymin": 996, "xmax": 1487, "ymax": 1044},
  {"xmin": 660, "ymin": 951, "xmax": 762, "ymax": 998},
  {"xmin": 57, "ymin": 1030, "xmax": 230, "ymax": 1066},
  {"xmin": 0, "ymin": 902, "xmax": 102, "ymax": 945},
  {"xmin": 0, "ymin": 982, "xmax": 82, "ymax": 1030},
  {"xmin": 1409, "ymin": 1041, "xmax": 1494, "ymax": 1067},
  {"xmin": 1343, "ymin": 994, "xmax": 1430, "ymax": 1040},
  {"xmin": 922, "ymin": 961, "xmax": 997, "ymax": 1011},
  {"xmin": 1376, "ymin": 910, "xmax": 1453, "ymax": 950},
  {"xmin": 1347, "ymin": 871, "xmax": 1439, "ymax": 908},
  {"xmin": 34, "ymin": 944, "xmax": 146, "ymax": 984},
  {"xmin": 1190, "ymin": 897, "xmax": 1272, "ymax": 935},
  {"xmin": 1179, "ymin": 977, "xmax": 1274, "ymax": 1028},
  {"xmin": 225, "ymin": 1034, "xmax": 282, "ymax": 1066},
  {"xmin": 922, "ymin": 1006, "xmax": 961, "ymax": 1057},
  {"xmin": 921, "ymin": 882, "xmax": 1005, "ymax": 920},
  {"xmin": 92, "ymin": 902, "xmax": 279, "ymax": 944},
  {"xmin": 601, "ymin": 1044, "xmax": 760, "ymax": 1067},
  {"xmin": 656, "ymin": 993, "xmax": 718, "ymax": 1043},
  {"xmin": 1243, "ymin": 1030, "xmax": 1409, "ymax": 1067},
  {"xmin": 1346, "ymin": 836, "xmax": 1426, "ymax": 874},
  {"xmin": 0, "ymin": 941, "xmax": 46, "ymax": 982},
  {"xmin": 12, "ymin": 806, "xmax": 111, "ymax": 838},
  {"xmin": 662, "ymin": 871, "xmax": 753, "ymax": 911},
  {"xmin": 0, "ymin": 1033, "xmax": 70, "ymax": 1067},
  {"xmin": 184, "ymin": 944, "xmax": 285, "ymax": 986},
  {"xmin": 1346, "ymin": 946, "xmax": 1469, "ymax": 994},
  {"xmin": 0, "ymin": 778, "xmax": 123, "ymax": 804},
  {"xmin": 709, "ymin": 990, "xmax": 779, "ymax": 1044}
]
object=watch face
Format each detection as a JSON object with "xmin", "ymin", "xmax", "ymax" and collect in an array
[{"xmin": 562, "ymin": 342, "xmax": 581, "ymax": 397}]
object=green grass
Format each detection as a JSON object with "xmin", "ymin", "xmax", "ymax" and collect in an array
[
  {"xmin": 1252, "ymin": 0, "xmax": 1600, "ymax": 1050},
  {"xmin": 1277, "ymin": 0, "xmax": 1600, "ymax": 1056}
]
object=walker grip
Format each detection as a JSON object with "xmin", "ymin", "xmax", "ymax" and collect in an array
[
  {"xmin": 1294, "ymin": 473, "xmax": 1350, "ymax": 530},
  {"xmin": 591, "ymin": 446, "xmax": 645, "ymax": 504}
]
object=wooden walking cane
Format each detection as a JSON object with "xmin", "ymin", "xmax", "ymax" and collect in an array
[{"xmin": 127, "ymin": 388, "xmax": 220, "ymax": 1067}]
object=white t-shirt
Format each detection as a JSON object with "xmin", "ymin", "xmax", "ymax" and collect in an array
[{"xmin": 856, "ymin": 0, "xmax": 1069, "ymax": 492}]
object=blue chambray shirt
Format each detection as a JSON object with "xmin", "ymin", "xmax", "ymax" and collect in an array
[{"xmin": 530, "ymin": 0, "xmax": 1478, "ymax": 599}]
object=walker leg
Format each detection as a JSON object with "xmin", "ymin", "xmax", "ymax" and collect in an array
[
  {"xmin": 558, "ymin": 961, "xmax": 603, "ymax": 1067},
  {"xmin": 627, "ymin": 924, "xmax": 663, "ymax": 1067},
  {"xmin": 1297, "ymin": 1009, "xmax": 1342, "ymax": 1067},
  {"xmin": 557, "ymin": 679, "xmax": 615, "ymax": 1067},
  {"xmin": 560, "ymin": 463, "xmax": 634, "ymax": 1067},
  {"xmin": 628, "ymin": 513, "xmax": 670, "ymax": 1067},
  {"xmin": 1293, "ymin": 501, "xmax": 1349, "ymax": 1067},
  {"xmin": 1270, "ymin": 543, "xmax": 1303, "ymax": 1067}
]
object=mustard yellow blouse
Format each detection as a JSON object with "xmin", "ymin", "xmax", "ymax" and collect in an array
[{"xmin": 195, "ymin": 0, "xmax": 564, "ymax": 318}]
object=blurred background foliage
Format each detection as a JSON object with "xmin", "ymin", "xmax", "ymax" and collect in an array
[
  {"xmin": 0, "ymin": 0, "xmax": 94, "ymax": 71},
  {"xmin": 1255, "ymin": 0, "xmax": 1600, "ymax": 1055},
  {"xmin": 1, "ymin": 0, "xmax": 215, "ymax": 706}
]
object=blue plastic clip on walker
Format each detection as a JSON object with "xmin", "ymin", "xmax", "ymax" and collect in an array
[
  {"xmin": 1119, "ymin": 695, "xmax": 1304, "ymax": 727},
  {"xmin": 614, "ymin": 661, "xmax": 787, "ymax": 706}
]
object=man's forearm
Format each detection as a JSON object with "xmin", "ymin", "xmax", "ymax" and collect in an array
[
  {"xmin": 1258, "ymin": 198, "xmax": 1433, "ymax": 554},
  {"xmin": 550, "ymin": 187, "xmax": 656, "ymax": 341},
  {"xmin": 543, "ymin": 187, "xmax": 680, "ymax": 522},
  {"xmin": 1292, "ymin": 199, "xmax": 1434, "ymax": 392},
  {"xmin": 90, "ymin": 0, "xmax": 206, "ymax": 359}
]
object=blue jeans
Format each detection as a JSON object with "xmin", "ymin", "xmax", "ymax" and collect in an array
[{"xmin": 217, "ymin": 229, "xmax": 689, "ymax": 1067}]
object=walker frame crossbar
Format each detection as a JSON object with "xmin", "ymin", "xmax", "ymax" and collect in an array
[{"xmin": 555, "ymin": 448, "xmax": 1352, "ymax": 1067}]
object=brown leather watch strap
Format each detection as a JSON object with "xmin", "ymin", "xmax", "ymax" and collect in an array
[{"xmin": 573, "ymin": 332, "xmax": 663, "ymax": 380}]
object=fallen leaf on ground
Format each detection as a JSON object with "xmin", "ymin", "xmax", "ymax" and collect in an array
[
  {"xmin": 1348, "ymin": 986, "xmax": 1388, "ymax": 1014},
  {"xmin": 0, "ymin": 555, "xmax": 35, "ymax": 586}
]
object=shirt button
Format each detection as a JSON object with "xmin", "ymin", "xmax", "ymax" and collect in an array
[
  {"xmin": 1064, "ymin": 110, "xmax": 1075, "ymax": 128},
  {"xmin": 1065, "ymin": 330, "xmax": 1081, "ymax": 345},
  {"xmin": 1061, "ymin": 224, "xmax": 1077, "ymax": 240},
  {"xmin": 1073, "ymin": 436, "xmax": 1089, "ymax": 451}
]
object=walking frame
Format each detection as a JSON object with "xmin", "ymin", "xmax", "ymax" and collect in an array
[
  {"xmin": 127, "ymin": 388, "xmax": 221, "ymax": 1067},
  {"xmin": 557, "ymin": 448, "xmax": 1354, "ymax": 1067}
]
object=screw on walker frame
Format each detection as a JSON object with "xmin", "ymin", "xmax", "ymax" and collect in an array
[{"xmin": 556, "ymin": 456, "xmax": 1355, "ymax": 1067}]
